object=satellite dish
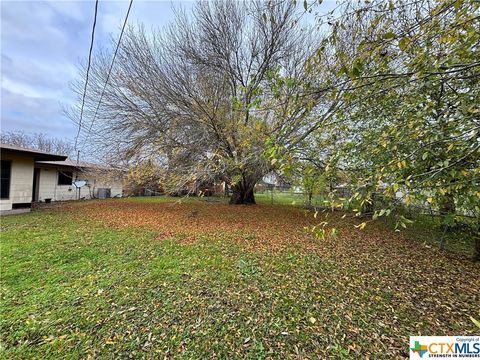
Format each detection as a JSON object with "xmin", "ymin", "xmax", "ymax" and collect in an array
[{"xmin": 73, "ymin": 180, "xmax": 87, "ymax": 188}]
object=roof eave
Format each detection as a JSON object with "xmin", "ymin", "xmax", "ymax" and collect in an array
[{"xmin": 0, "ymin": 149, "xmax": 67, "ymax": 161}]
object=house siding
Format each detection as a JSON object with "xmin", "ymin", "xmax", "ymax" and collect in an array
[
  {"xmin": 36, "ymin": 165, "xmax": 123, "ymax": 201},
  {"xmin": 0, "ymin": 154, "xmax": 34, "ymax": 211},
  {"xmin": 37, "ymin": 168, "xmax": 82, "ymax": 201},
  {"xmin": 37, "ymin": 167, "xmax": 57, "ymax": 201}
]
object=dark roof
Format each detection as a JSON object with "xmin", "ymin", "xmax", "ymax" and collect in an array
[
  {"xmin": 0, "ymin": 143, "xmax": 68, "ymax": 161},
  {"xmin": 35, "ymin": 159, "xmax": 108, "ymax": 170}
]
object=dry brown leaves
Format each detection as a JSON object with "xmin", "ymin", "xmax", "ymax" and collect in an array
[
  {"xmin": 49, "ymin": 199, "xmax": 480, "ymax": 353},
  {"xmin": 71, "ymin": 200, "xmax": 322, "ymax": 252}
]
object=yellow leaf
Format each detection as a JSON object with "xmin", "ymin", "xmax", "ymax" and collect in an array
[
  {"xmin": 405, "ymin": 195, "xmax": 412, "ymax": 205},
  {"xmin": 355, "ymin": 222, "xmax": 367, "ymax": 230},
  {"xmin": 470, "ymin": 316, "xmax": 480, "ymax": 329}
]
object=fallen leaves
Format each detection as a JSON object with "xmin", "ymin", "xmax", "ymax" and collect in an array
[
  {"xmin": 75, "ymin": 200, "xmax": 323, "ymax": 253},
  {"xmin": 1, "ymin": 198, "xmax": 479, "ymax": 359}
]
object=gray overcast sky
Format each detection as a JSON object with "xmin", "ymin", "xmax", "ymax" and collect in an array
[
  {"xmin": 1, "ymin": 0, "xmax": 191, "ymax": 143},
  {"xmin": 1, "ymin": 0, "xmax": 335, "ymax": 146}
]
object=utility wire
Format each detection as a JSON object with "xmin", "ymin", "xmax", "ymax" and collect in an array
[
  {"xmin": 74, "ymin": 0, "xmax": 99, "ymax": 151},
  {"xmin": 80, "ymin": 0, "xmax": 134, "ymax": 154}
]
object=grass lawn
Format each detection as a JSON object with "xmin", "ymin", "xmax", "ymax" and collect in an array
[
  {"xmin": 1, "ymin": 197, "xmax": 479, "ymax": 358},
  {"xmin": 255, "ymin": 192, "xmax": 325, "ymax": 207}
]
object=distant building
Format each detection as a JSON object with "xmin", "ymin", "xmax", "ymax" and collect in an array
[
  {"xmin": 0, "ymin": 143, "xmax": 123, "ymax": 212},
  {"xmin": 256, "ymin": 172, "xmax": 292, "ymax": 192},
  {"xmin": 184, "ymin": 179, "xmax": 226, "ymax": 196}
]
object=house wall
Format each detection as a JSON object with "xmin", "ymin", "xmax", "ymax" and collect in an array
[
  {"xmin": 0, "ymin": 153, "xmax": 34, "ymax": 211},
  {"xmin": 36, "ymin": 165, "xmax": 123, "ymax": 202},
  {"xmin": 36, "ymin": 167, "xmax": 78, "ymax": 201}
]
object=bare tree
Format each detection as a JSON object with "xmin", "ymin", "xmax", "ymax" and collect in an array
[
  {"xmin": 70, "ymin": 0, "xmax": 337, "ymax": 204},
  {"xmin": 0, "ymin": 130, "xmax": 73, "ymax": 156}
]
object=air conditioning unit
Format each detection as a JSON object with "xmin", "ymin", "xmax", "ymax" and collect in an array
[{"xmin": 97, "ymin": 188, "xmax": 111, "ymax": 199}]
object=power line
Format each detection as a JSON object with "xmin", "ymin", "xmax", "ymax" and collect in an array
[
  {"xmin": 80, "ymin": 0, "xmax": 134, "ymax": 154},
  {"xmin": 74, "ymin": 0, "xmax": 99, "ymax": 151}
]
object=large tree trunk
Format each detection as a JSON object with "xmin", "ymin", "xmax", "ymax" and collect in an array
[{"xmin": 230, "ymin": 181, "xmax": 256, "ymax": 205}]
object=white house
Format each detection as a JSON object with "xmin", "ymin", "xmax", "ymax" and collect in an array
[
  {"xmin": 35, "ymin": 159, "xmax": 123, "ymax": 202},
  {"xmin": 0, "ymin": 143, "xmax": 123, "ymax": 212}
]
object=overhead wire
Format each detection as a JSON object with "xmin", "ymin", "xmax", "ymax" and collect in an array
[
  {"xmin": 79, "ymin": 0, "xmax": 134, "ymax": 155},
  {"xmin": 74, "ymin": 0, "xmax": 99, "ymax": 152}
]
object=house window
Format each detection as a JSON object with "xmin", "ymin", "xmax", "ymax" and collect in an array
[
  {"xmin": 1, "ymin": 160, "xmax": 11, "ymax": 199},
  {"xmin": 58, "ymin": 171, "xmax": 73, "ymax": 185}
]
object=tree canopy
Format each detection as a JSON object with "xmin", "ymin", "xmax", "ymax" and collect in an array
[
  {"xmin": 72, "ymin": 0, "xmax": 338, "ymax": 204},
  {"xmin": 70, "ymin": 0, "xmax": 479, "ymax": 237},
  {"xmin": 304, "ymin": 0, "xmax": 479, "ymax": 223},
  {"xmin": 0, "ymin": 130, "xmax": 74, "ymax": 156}
]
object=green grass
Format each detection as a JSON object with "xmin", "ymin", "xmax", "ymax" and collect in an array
[
  {"xmin": 130, "ymin": 191, "xmax": 324, "ymax": 207},
  {"xmin": 0, "ymin": 211, "xmax": 320, "ymax": 358},
  {"xmin": 1, "ymin": 199, "xmax": 479, "ymax": 358},
  {"xmin": 254, "ymin": 192, "xmax": 324, "ymax": 206},
  {"xmin": 394, "ymin": 213, "xmax": 477, "ymax": 257}
]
